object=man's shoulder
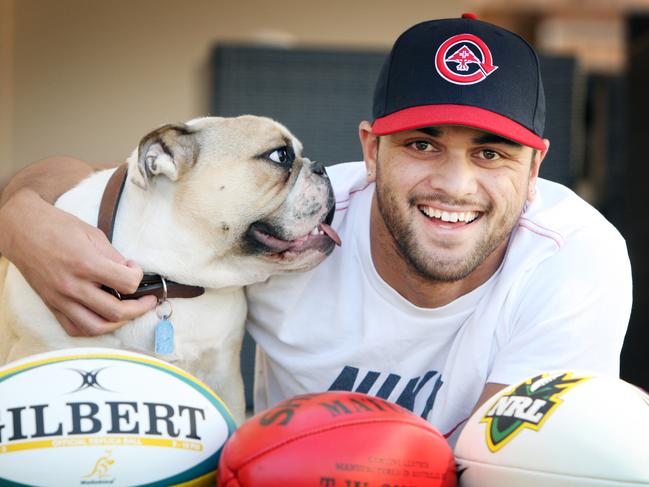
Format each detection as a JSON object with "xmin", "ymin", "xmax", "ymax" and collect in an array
[
  {"xmin": 507, "ymin": 178, "xmax": 630, "ymax": 291},
  {"xmin": 326, "ymin": 161, "xmax": 374, "ymax": 224},
  {"xmin": 522, "ymin": 178, "xmax": 625, "ymax": 248},
  {"xmin": 327, "ymin": 161, "xmax": 370, "ymax": 198}
]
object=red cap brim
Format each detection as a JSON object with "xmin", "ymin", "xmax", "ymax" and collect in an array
[{"xmin": 372, "ymin": 104, "xmax": 546, "ymax": 150}]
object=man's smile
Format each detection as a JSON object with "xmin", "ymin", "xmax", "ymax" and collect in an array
[{"xmin": 417, "ymin": 205, "xmax": 480, "ymax": 224}]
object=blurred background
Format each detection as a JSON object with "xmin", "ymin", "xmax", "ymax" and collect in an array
[{"xmin": 0, "ymin": 0, "xmax": 647, "ymax": 395}]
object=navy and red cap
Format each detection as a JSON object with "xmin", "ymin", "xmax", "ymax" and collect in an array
[{"xmin": 372, "ymin": 13, "xmax": 546, "ymax": 150}]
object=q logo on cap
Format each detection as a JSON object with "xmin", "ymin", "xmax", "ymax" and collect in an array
[{"xmin": 435, "ymin": 33, "xmax": 498, "ymax": 85}]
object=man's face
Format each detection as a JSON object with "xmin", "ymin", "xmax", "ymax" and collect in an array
[{"xmin": 365, "ymin": 125, "xmax": 545, "ymax": 282}]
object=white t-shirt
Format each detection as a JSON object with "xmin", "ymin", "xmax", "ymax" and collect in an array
[{"xmin": 246, "ymin": 161, "xmax": 632, "ymax": 444}]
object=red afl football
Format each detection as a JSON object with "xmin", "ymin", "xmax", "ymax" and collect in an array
[{"xmin": 218, "ymin": 391, "xmax": 456, "ymax": 486}]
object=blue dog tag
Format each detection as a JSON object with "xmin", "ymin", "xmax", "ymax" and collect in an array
[{"xmin": 154, "ymin": 319, "xmax": 174, "ymax": 355}]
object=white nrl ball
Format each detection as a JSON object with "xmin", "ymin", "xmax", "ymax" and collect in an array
[
  {"xmin": 455, "ymin": 371, "xmax": 649, "ymax": 486},
  {"xmin": 0, "ymin": 348, "xmax": 237, "ymax": 487}
]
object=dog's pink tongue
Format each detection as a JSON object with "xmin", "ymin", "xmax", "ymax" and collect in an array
[{"xmin": 319, "ymin": 223, "xmax": 341, "ymax": 246}]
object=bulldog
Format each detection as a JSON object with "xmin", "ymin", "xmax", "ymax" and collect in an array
[{"xmin": 0, "ymin": 115, "xmax": 340, "ymax": 422}]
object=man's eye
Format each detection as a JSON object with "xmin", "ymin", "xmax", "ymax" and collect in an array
[
  {"xmin": 479, "ymin": 149, "xmax": 500, "ymax": 160},
  {"xmin": 411, "ymin": 141, "xmax": 434, "ymax": 151},
  {"xmin": 268, "ymin": 146, "xmax": 293, "ymax": 164}
]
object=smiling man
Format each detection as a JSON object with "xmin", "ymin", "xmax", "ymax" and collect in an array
[
  {"xmin": 245, "ymin": 15, "xmax": 632, "ymax": 445},
  {"xmin": 0, "ymin": 15, "xmax": 633, "ymax": 446},
  {"xmin": 364, "ymin": 126, "xmax": 538, "ymax": 295}
]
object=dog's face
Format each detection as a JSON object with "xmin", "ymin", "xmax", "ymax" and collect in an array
[{"xmin": 127, "ymin": 115, "xmax": 339, "ymax": 286}]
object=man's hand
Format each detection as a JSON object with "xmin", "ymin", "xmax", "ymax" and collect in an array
[{"xmin": 0, "ymin": 188, "xmax": 157, "ymax": 336}]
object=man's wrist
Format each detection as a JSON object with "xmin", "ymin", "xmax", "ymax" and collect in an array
[{"xmin": 0, "ymin": 188, "xmax": 42, "ymax": 259}]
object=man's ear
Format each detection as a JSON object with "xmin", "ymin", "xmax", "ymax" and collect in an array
[
  {"xmin": 131, "ymin": 123, "xmax": 199, "ymax": 189},
  {"xmin": 359, "ymin": 121, "xmax": 378, "ymax": 182},
  {"xmin": 528, "ymin": 138, "xmax": 550, "ymax": 202}
]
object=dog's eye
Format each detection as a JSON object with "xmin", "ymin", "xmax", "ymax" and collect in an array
[
  {"xmin": 269, "ymin": 149, "xmax": 287, "ymax": 163},
  {"xmin": 266, "ymin": 146, "xmax": 294, "ymax": 165}
]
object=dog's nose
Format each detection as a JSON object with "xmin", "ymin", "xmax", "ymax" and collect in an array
[{"xmin": 311, "ymin": 160, "xmax": 326, "ymax": 176}]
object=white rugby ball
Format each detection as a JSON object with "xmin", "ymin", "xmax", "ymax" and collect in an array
[
  {"xmin": 455, "ymin": 371, "xmax": 649, "ymax": 486},
  {"xmin": 0, "ymin": 348, "xmax": 236, "ymax": 487}
]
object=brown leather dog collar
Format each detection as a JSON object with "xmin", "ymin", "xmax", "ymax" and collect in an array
[{"xmin": 97, "ymin": 164, "xmax": 205, "ymax": 301}]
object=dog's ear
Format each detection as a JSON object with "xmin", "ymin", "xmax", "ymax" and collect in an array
[{"xmin": 131, "ymin": 123, "xmax": 200, "ymax": 189}]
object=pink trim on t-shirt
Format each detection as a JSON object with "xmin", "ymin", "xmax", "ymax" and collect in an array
[
  {"xmin": 518, "ymin": 218, "xmax": 564, "ymax": 248},
  {"xmin": 335, "ymin": 182, "xmax": 373, "ymax": 212}
]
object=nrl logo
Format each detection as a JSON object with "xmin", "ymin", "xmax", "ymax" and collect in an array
[{"xmin": 481, "ymin": 372, "xmax": 591, "ymax": 452}]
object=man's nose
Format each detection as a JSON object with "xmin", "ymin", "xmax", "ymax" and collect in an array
[{"xmin": 430, "ymin": 153, "xmax": 478, "ymax": 197}]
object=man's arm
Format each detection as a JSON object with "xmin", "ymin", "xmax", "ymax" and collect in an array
[
  {"xmin": 0, "ymin": 156, "xmax": 96, "ymax": 207},
  {"xmin": 0, "ymin": 156, "xmax": 156, "ymax": 336},
  {"xmin": 473, "ymin": 383, "xmax": 506, "ymax": 413}
]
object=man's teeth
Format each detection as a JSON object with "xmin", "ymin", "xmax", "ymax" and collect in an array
[{"xmin": 419, "ymin": 206, "xmax": 478, "ymax": 223}]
